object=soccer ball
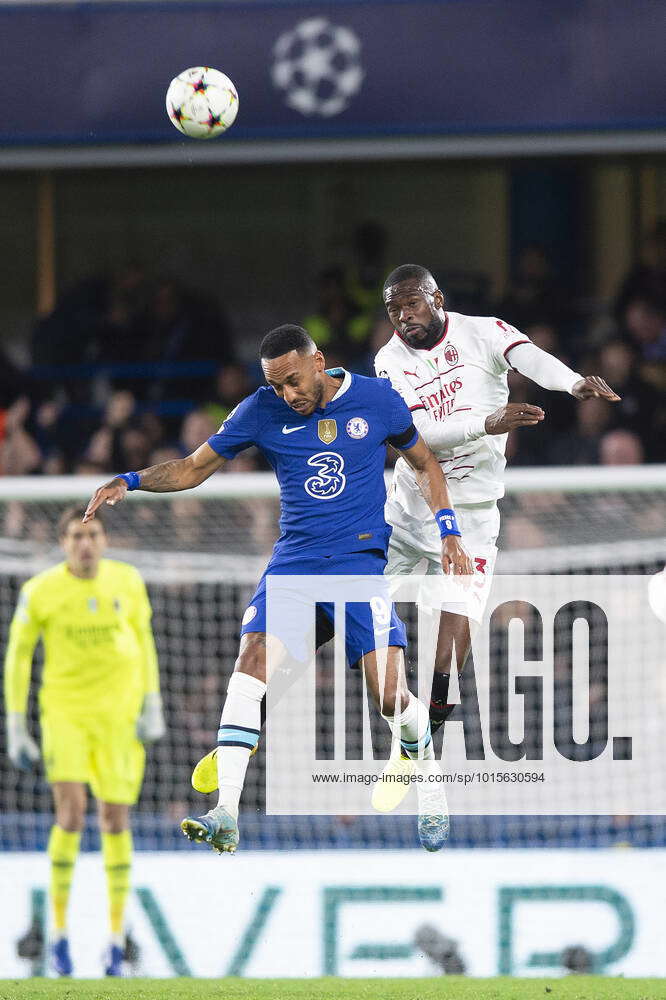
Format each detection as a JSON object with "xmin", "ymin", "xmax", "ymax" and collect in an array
[
  {"xmin": 271, "ymin": 17, "xmax": 363, "ymax": 118},
  {"xmin": 166, "ymin": 67, "xmax": 239, "ymax": 139}
]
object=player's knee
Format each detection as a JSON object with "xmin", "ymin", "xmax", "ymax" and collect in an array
[
  {"xmin": 379, "ymin": 685, "xmax": 409, "ymax": 718},
  {"xmin": 98, "ymin": 802, "xmax": 129, "ymax": 834},
  {"xmin": 235, "ymin": 633, "xmax": 267, "ymax": 682},
  {"xmin": 434, "ymin": 644, "xmax": 471, "ymax": 676},
  {"xmin": 56, "ymin": 803, "xmax": 85, "ymax": 833}
]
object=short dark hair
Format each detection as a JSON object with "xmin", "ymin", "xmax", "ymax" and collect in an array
[
  {"xmin": 383, "ymin": 264, "xmax": 436, "ymax": 295},
  {"xmin": 58, "ymin": 504, "xmax": 105, "ymax": 538},
  {"xmin": 260, "ymin": 325, "xmax": 316, "ymax": 360}
]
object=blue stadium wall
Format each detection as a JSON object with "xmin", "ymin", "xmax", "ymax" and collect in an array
[{"xmin": 0, "ymin": 0, "xmax": 664, "ymax": 146}]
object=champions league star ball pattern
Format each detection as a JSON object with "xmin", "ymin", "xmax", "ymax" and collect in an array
[
  {"xmin": 166, "ymin": 67, "xmax": 239, "ymax": 139},
  {"xmin": 272, "ymin": 17, "xmax": 364, "ymax": 118}
]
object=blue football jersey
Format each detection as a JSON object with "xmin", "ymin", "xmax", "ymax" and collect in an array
[{"xmin": 207, "ymin": 370, "xmax": 417, "ymax": 557}]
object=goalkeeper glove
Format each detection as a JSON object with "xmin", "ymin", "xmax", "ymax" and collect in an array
[
  {"xmin": 136, "ymin": 692, "xmax": 166, "ymax": 743},
  {"xmin": 6, "ymin": 712, "xmax": 40, "ymax": 771}
]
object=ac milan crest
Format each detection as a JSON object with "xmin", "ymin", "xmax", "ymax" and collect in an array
[{"xmin": 444, "ymin": 343, "xmax": 459, "ymax": 366}]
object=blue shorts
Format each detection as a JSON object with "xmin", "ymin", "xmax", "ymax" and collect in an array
[{"xmin": 240, "ymin": 549, "xmax": 407, "ymax": 668}]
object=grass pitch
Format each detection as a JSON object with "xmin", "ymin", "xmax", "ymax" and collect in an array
[{"xmin": 0, "ymin": 979, "xmax": 664, "ymax": 1000}]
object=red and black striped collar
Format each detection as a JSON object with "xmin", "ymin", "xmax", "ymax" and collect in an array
[{"xmin": 394, "ymin": 314, "xmax": 449, "ymax": 351}]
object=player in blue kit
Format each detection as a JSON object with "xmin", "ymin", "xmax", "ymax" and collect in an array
[{"xmin": 84, "ymin": 325, "xmax": 470, "ymax": 852}]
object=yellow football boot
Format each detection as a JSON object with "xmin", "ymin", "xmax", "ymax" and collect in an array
[
  {"xmin": 191, "ymin": 745, "xmax": 258, "ymax": 794},
  {"xmin": 371, "ymin": 750, "xmax": 415, "ymax": 813}
]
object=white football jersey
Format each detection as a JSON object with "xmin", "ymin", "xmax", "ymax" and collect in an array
[{"xmin": 375, "ymin": 312, "xmax": 530, "ymax": 508}]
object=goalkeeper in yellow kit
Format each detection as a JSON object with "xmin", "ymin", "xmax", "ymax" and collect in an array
[{"xmin": 3, "ymin": 505, "xmax": 165, "ymax": 977}]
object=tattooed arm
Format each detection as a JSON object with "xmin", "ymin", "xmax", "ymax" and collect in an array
[{"xmin": 83, "ymin": 442, "xmax": 226, "ymax": 522}]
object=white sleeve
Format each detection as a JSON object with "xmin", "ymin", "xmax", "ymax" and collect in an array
[
  {"xmin": 412, "ymin": 408, "xmax": 487, "ymax": 451},
  {"xmin": 374, "ymin": 353, "xmax": 486, "ymax": 450},
  {"xmin": 506, "ymin": 341, "xmax": 583, "ymax": 394}
]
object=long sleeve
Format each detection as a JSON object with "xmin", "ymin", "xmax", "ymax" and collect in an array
[
  {"xmin": 412, "ymin": 407, "xmax": 487, "ymax": 452},
  {"xmin": 130, "ymin": 574, "xmax": 160, "ymax": 696},
  {"xmin": 3, "ymin": 587, "xmax": 41, "ymax": 714},
  {"xmin": 506, "ymin": 341, "xmax": 582, "ymax": 393}
]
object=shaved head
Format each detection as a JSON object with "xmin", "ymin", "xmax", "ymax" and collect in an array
[{"xmin": 383, "ymin": 264, "xmax": 437, "ymax": 296}]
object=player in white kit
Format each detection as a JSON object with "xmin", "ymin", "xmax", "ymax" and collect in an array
[{"xmin": 372, "ymin": 264, "xmax": 620, "ymax": 810}]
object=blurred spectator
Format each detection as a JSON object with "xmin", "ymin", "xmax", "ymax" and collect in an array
[
  {"xmin": 85, "ymin": 390, "xmax": 137, "ymax": 470},
  {"xmin": 506, "ymin": 324, "xmax": 575, "ymax": 464},
  {"xmin": 303, "ymin": 267, "xmax": 369, "ymax": 365},
  {"xmin": 32, "ymin": 264, "xmax": 148, "ymax": 403},
  {"xmin": 597, "ymin": 339, "xmax": 665, "ymax": 461},
  {"xmin": 615, "ymin": 219, "xmax": 666, "ymax": 319},
  {"xmin": 547, "ymin": 397, "xmax": 613, "ymax": 466},
  {"xmin": 178, "ymin": 409, "xmax": 218, "ymax": 456},
  {"xmin": 137, "ymin": 278, "xmax": 235, "ymax": 401},
  {"xmin": 0, "ymin": 347, "xmax": 32, "ymax": 409},
  {"xmin": 622, "ymin": 295, "xmax": 666, "ymax": 394},
  {"xmin": 346, "ymin": 221, "xmax": 389, "ymax": 319},
  {"xmin": 117, "ymin": 425, "xmax": 152, "ymax": 471},
  {"xmin": 204, "ymin": 364, "xmax": 255, "ymax": 427},
  {"xmin": 0, "ymin": 397, "xmax": 42, "ymax": 475},
  {"xmin": 497, "ymin": 244, "xmax": 569, "ymax": 332},
  {"xmin": 623, "ymin": 296, "xmax": 666, "ymax": 361},
  {"xmin": 599, "ymin": 429, "xmax": 644, "ymax": 465}
]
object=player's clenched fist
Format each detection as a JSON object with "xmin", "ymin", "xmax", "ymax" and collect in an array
[
  {"xmin": 83, "ymin": 478, "xmax": 128, "ymax": 522},
  {"xmin": 441, "ymin": 536, "xmax": 473, "ymax": 576},
  {"xmin": 484, "ymin": 402, "xmax": 545, "ymax": 435}
]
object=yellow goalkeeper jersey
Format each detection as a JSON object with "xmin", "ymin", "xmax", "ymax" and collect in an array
[{"xmin": 3, "ymin": 559, "xmax": 159, "ymax": 719}]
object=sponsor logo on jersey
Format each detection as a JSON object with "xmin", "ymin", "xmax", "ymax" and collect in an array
[
  {"xmin": 419, "ymin": 376, "xmax": 464, "ymax": 419},
  {"xmin": 242, "ymin": 605, "xmax": 258, "ymax": 626},
  {"xmin": 444, "ymin": 343, "xmax": 459, "ymax": 366},
  {"xmin": 317, "ymin": 419, "xmax": 337, "ymax": 444},
  {"xmin": 377, "ymin": 369, "xmax": 389, "ymax": 380},
  {"xmin": 496, "ymin": 319, "xmax": 519, "ymax": 339},
  {"xmin": 113, "ymin": 598, "xmax": 122, "ymax": 613},
  {"xmin": 346, "ymin": 416, "xmax": 369, "ymax": 439},
  {"xmin": 88, "ymin": 597, "xmax": 98, "ymax": 613}
]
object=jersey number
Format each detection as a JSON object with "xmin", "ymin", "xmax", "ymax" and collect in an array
[{"xmin": 304, "ymin": 452, "xmax": 346, "ymax": 500}]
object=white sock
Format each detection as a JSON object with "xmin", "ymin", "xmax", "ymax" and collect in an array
[
  {"xmin": 216, "ymin": 672, "xmax": 266, "ymax": 818},
  {"xmin": 382, "ymin": 692, "xmax": 434, "ymax": 761}
]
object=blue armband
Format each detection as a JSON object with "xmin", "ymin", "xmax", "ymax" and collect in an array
[
  {"xmin": 117, "ymin": 471, "xmax": 141, "ymax": 491},
  {"xmin": 435, "ymin": 508, "xmax": 461, "ymax": 538}
]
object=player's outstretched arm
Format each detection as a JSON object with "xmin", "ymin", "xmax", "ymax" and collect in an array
[
  {"xmin": 83, "ymin": 442, "xmax": 227, "ymax": 522},
  {"xmin": 398, "ymin": 435, "xmax": 473, "ymax": 576},
  {"xmin": 507, "ymin": 342, "xmax": 621, "ymax": 402}
]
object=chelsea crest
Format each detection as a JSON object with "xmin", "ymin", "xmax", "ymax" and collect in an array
[{"xmin": 346, "ymin": 416, "xmax": 369, "ymax": 439}]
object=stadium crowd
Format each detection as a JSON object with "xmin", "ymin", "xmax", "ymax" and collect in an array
[{"xmin": 1, "ymin": 220, "xmax": 664, "ymax": 477}]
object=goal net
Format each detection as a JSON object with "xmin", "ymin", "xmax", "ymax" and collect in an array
[{"xmin": 1, "ymin": 467, "xmax": 665, "ymax": 851}]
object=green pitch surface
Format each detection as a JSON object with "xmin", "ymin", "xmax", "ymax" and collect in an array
[{"xmin": 1, "ymin": 979, "xmax": 664, "ymax": 1000}]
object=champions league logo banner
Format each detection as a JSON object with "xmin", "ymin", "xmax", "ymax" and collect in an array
[
  {"xmin": 0, "ymin": 0, "xmax": 663, "ymax": 145},
  {"xmin": 265, "ymin": 574, "xmax": 666, "ymax": 818}
]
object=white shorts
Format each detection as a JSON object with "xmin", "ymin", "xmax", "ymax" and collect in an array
[{"xmin": 385, "ymin": 499, "xmax": 500, "ymax": 623}]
